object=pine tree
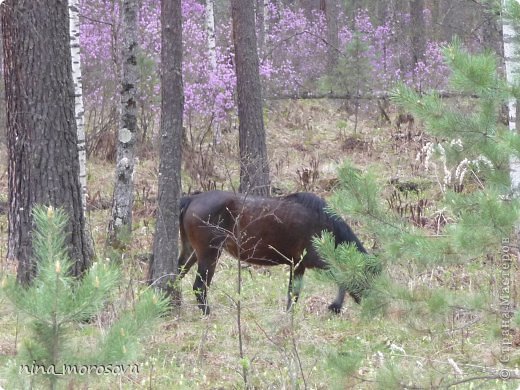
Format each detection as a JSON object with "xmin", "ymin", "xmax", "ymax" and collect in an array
[
  {"xmin": 320, "ymin": 32, "xmax": 371, "ymax": 134},
  {"xmin": 2, "ymin": 206, "xmax": 168, "ymax": 389},
  {"xmin": 314, "ymin": 40, "xmax": 520, "ymax": 387}
]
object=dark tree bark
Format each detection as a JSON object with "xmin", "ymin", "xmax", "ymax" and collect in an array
[
  {"xmin": 148, "ymin": 0, "xmax": 183, "ymax": 301},
  {"xmin": 2, "ymin": 0, "xmax": 92, "ymax": 284},
  {"xmin": 438, "ymin": 0, "xmax": 461, "ymax": 43},
  {"xmin": 429, "ymin": 0, "xmax": 441, "ymax": 40},
  {"xmin": 343, "ymin": 0, "xmax": 361, "ymax": 24},
  {"xmin": 324, "ymin": 0, "xmax": 340, "ymax": 75},
  {"xmin": 109, "ymin": 0, "xmax": 139, "ymax": 247},
  {"xmin": 410, "ymin": 0, "xmax": 426, "ymax": 65},
  {"xmin": 375, "ymin": 1, "xmax": 389, "ymax": 25},
  {"xmin": 231, "ymin": 0, "xmax": 270, "ymax": 196},
  {"xmin": 481, "ymin": 1, "xmax": 503, "ymax": 57}
]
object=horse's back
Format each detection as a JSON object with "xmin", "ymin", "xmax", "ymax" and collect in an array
[
  {"xmin": 181, "ymin": 191, "xmax": 236, "ymax": 227},
  {"xmin": 180, "ymin": 190, "xmax": 357, "ymax": 267}
]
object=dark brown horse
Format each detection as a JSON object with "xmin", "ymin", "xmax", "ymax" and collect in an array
[{"xmin": 177, "ymin": 190, "xmax": 368, "ymax": 314}]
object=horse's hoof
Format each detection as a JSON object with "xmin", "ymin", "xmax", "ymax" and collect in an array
[{"xmin": 328, "ymin": 303, "xmax": 342, "ymax": 314}]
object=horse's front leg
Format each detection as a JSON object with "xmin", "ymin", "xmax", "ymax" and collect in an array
[
  {"xmin": 328, "ymin": 287, "xmax": 363, "ymax": 313},
  {"xmin": 328, "ymin": 285, "xmax": 347, "ymax": 314},
  {"xmin": 287, "ymin": 264, "xmax": 305, "ymax": 311}
]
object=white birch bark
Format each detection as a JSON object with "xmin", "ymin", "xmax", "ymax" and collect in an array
[
  {"xmin": 205, "ymin": 0, "xmax": 221, "ymax": 142},
  {"xmin": 502, "ymin": 0, "xmax": 520, "ymax": 193},
  {"xmin": 68, "ymin": 0, "xmax": 87, "ymax": 214},
  {"xmin": 255, "ymin": 0, "xmax": 266, "ymax": 54},
  {"xmin": 206, "ymin": 0, "xmax": 217, "ymax": 71},
  {"xmin": 109, "ymin": 0, "xmax": 139, "ymax": 244}
]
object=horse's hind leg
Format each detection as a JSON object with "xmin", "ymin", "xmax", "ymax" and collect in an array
[
  {"xmin": 178, "ymin": 227, "xmax": 197, "ymax": 279},
  {"xmin": 287, "ymin": 264, "xmax": 305, "ymax": 311},
  {"xmin": 309, "ymin": 253, "xmax": 349, "ymax": 314},
  {"xmin": 178, "ymin": 249, "xmax": 197, "ymax": 279},
  {"xmin": 193, "ymin": 249, "xmax": 219, "ymax": 315}
]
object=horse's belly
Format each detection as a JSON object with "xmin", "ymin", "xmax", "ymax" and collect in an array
[
  {"xmin": 224, "ymin": 240, "xmax": 292, "ymax": 266},
  {"xmin": 240, "ymin": 257, "xmax": 286, "ymax": 266}
]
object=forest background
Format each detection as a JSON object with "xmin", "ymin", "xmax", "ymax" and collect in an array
[{"xmin": 0, "ymin": 0, "xmax": 519, "ymax": 389}]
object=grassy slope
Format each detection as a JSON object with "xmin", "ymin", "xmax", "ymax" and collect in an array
[{"xmin": 0, "ymin": 100, "xmax": 519, "ymax": 389}]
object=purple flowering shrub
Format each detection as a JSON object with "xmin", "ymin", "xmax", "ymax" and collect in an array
[{"xmin": 79, "ymin": 0, "xmax": 450, "ymax": 142}]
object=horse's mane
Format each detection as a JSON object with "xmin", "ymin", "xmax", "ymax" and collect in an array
[{"xmin": 283, "ymin": 192, "xmax": 367, "ymax": 254}]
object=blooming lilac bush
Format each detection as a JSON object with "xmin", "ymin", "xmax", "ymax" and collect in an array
[
  {"xmin": 79, "ymin": 0, "xmax": 450, "ymax": 142},
  {"xmin": 261, "ymin": 3, "xmax": 328, "ymax": 94}
]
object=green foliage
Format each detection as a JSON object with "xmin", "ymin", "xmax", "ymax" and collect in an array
[
  {"xmin": 319, "ymin": 33, "xmax": 371, "ymax": 95},
  {"xmin": 375, "ymin": 362, "xmax": 402, "ymax": 390},
  {"xmin": 334, "ymin": 42, "xmax": 520, "ymax": 264},
  {"xmin": 515, "ymin": 310, "xmax": 520, "ymax": 327},
  {"xmin": 358, "ymin": 275, "xmax": 395, "ymax": 318},
  {"xmin": 320, "ymin": 39, "xmax": 520, "ymax": 387},
  {"xmin": 327, "ymin": 337, "xmax": 365, "ymax": 386},
  {"xmin": 389, "ymin": 42, "xmax": 520, "ymax": 255},
  {"xmin": 1, "ymin": 205, "xmax": 168, "ymax": 389},
  {"xmin": 505, "ymin": 0, "xmax": 520, "ymax": 34},
  {"xmin": 446, "ymin": 190, "xmax": 519, "ymax": 254},
  {"xmin": 313, "ymin": 231, "xmax": 382, "ymax": 298},
  {"xmin": 98, "ymin": 289, "xmax": 169, "ymax": 363},
  {"xmin": 445, "ymin": 39, "xmax": 505, "ymax": 96}
]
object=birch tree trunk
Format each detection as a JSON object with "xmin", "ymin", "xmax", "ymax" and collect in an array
[
  {"xmin": 231, "ymin": 0, "xmax": 271, "ymax": 196},
  {"xmin": 502, "ymin": 0, "xmax": 520, "ymax": 193},
  {"xmin": 148, "ymin": 0, "xmax": 183, "ymax": 302},
  {"xmin": 68, "ymin": 0, "xmax": 87, "ymax": 215},
  {"xmin": 109, "ymin": 0, "xmax": 139, "ymax": 246},
  {"xmin": 255, "ymin": 0, "xmax": 266, "ymax": 54},
  {"xmin": 205, "ymin": 0, "xmax": 217, "ymax": 71}
]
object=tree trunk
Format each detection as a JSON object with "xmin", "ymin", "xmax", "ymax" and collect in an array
[
  {"xmin": 68, "ymin": 0, "xmax": 87, "ymax": 215},
  {"xmin": 2, "ymin": 0, "xmax": 92, "ymax": 284},
  {"xmin": 324, "ymin": 0, "xmax": 340, "ymax": 75},
  {"xmin": 148, "ymin": 0, "xmax": 183, "ymax": 302},
  {"xmin": 502, "ymin": 0, "xmax": 520, "ymax": 192},
  {"xmin": 344, "ymin": 0, "xmax": 361, "ymax": 22},
  {"xmin": 231, "ymin": 0, "xmax": 270, "ymax": 196},
  {"xmin": 438, "ymin": 0, "xmax": 457, "ymax": 42},
  {"xmin": 376, "ymin": 1, "xmax": 388, "ymax": 25},
  {"xmin": 109, "ymin": 0, "xmax": 139, "ymax": 247},
  {"xmin": 205, "ymin": 0, "xmax": 218, "ymax": 71},
  {"xmin": 430, "ymin": 0, "xmax": 441, "ymax": 39},
  {"xmin": 410, "ymin": 0, "xmax": 425, "ymax": 65},
  {"xmin": 482, "ymin": 2, "xmax": 503, "ymax": 57}
]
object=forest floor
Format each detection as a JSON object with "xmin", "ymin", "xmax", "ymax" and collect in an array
[{"xmin": 0, "ymin": 99, "xmax": 519, "ymax": 389}]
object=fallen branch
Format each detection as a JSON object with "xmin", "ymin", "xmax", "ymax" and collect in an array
[{"xmin": 266, "ymin": 91, "xmax": 481, "ymax": 101}]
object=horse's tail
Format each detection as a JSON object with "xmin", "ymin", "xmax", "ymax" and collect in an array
[
  {"xmin": 179, "ymin": 195, "xmax": 195, "ymax": 225},
  {"xmin": 178, "ymin": 194, "xmax": 197, "ymax": 272}
]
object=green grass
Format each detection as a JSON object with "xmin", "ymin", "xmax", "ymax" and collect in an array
[{"xmin": 2, "ymin": 254, "xmax": 515, "ymax": 388}]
